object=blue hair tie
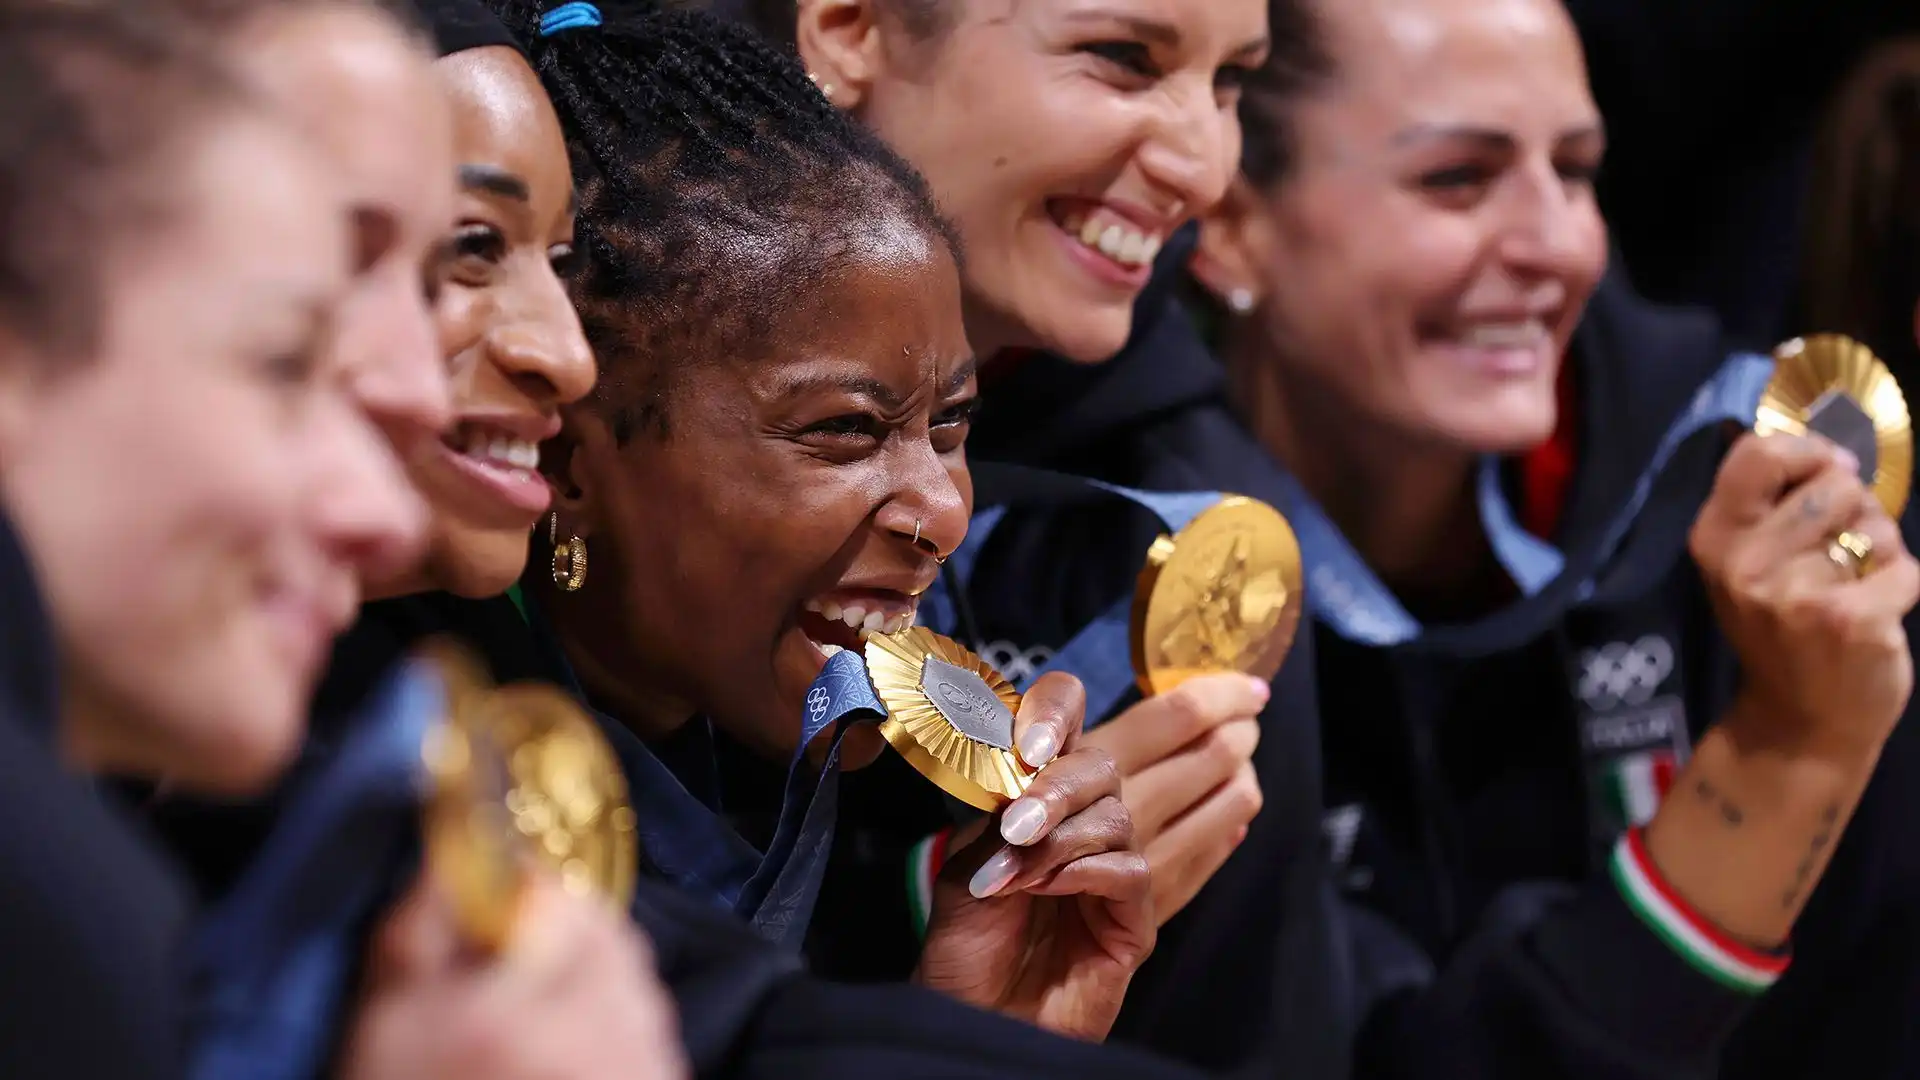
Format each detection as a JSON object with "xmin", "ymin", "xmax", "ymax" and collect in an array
[{"xmin": 540, "ymin": 1, "xmax": 601, "ymax": 35}]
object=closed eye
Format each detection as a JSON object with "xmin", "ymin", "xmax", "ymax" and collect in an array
[
  {"xmin": 934, "ymin": 399, "xmax": 980, "ymax": 428},
  {"xmin": 1082, "ymin": 40, "xmax": 1157, "ymax": 79}
]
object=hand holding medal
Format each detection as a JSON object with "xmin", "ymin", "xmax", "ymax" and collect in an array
[
  {"xmin": 855, "ymin": 628, "xmax": 1152, "ymax": 1041},
  {"xmin": 1069, "ymin": 495, "xmax": 1300, "ymax": 924},
  {"xmin": 1639, "ymin": 335, "xmax": 1920, "ymax": 953},
  {"xmin": 1697, "ymin": 336, "xmax": 1920, "ymax": 764}
]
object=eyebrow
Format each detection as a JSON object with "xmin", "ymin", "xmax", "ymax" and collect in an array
[
  {"xmin": 1061, "ymin": 11, "xmax": 1267, "ymax": 62},
  {"xmin": 461, "ymin": 163, "xmax": 579, "ymax": 218},
  {"xmin": 772, "ymin": 369, "xmax": 908, "ymax": 411},
  {"xmin": 459, "ymin": 163, "xmax": 529, "ymax": 202},
  {"xmin": 1390, "ymin": 122, "xmax": 1607, "ymax": 151},
  {"xmin": 943, "ymin": 355, "xmax": 980, "ymax": 397},
  {"xmin": 1063, "ymin": 10, "xmax": 1179, "ymax": 48},
  {"xmin": 770, "ymin": 354, "xmax": 981, "ymax": 411}
]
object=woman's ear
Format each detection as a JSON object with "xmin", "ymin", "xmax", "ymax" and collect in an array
[
  {"xmin": 1189, "ymin": 175, "xmax": 1276, "ymax": 317},
  {"xmin": 794, "ymin": 0, "xmax": 885, "ymax": 112},
  {"xmin": 541, "ymin": 411, "xmax": 595, "ymax": 540}
]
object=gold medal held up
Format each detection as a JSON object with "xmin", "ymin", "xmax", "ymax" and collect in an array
[
  {"xmin": 1755, "ymin": 334, "xmax": 1913, "ymax": 518},
  {"xmin": 865, "ymin": 627, "xmax": 1035, "ymax": 811},
  {"xmin": 1130, "ymin": 496, "xmax": 1304, "ymax": 697},
  {"xmin": 418, "ymin": 641, "xmax": 638, "ymax": 955}
]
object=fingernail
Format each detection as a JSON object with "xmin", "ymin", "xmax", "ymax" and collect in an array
[
  {"xmin": 1000, "ymin": 798, "xmax": 1048, "ymax": 846},
  {"xmin": 1233, "ymin": 824, "xmax": 1250, "ymax": 847},
  {"xmin": 1017, "ymin": 724, "xmax": 1059, "ymax": 768},
  {"xmin": 1243, "ymin": 676, "xmax": 1271, "ymax": 704},
  {"xmin": 969, "ymin": 847, "xmax": 1019, "ymax": 898},
  {"xmin": 1835, "ymin": 447, "xmax": 1861, "ymax": 475}
]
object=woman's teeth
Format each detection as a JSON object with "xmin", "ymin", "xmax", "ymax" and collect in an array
[
  {"xmin": 1058, "ymin": 207, "xmax": 1163, "ymax": 269},
  {"xmin": 1459, "ymin": 319, "xmax": 1549, "ymax": 349},
  {"xmin": 456, "ymin": 429, "xmax": 540, "ymax": 471},
  {"xmin": 804, "ymin": 597, "xmax": 916, "ymax": 637}
]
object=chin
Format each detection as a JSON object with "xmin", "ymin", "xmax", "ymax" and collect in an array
[
  {"xmin": 1431, "ymin": 385, "xmax": 1561, "ymax": 456},
  {"xmin": 1030, "ymin": 299, "xmax": 1136, "ymax": 366},
  {"xmin": 180, "ymin": 705, "xmax": 306, "ymax": 796},
  {"xmin": 428, "ymin": 527, "xmax": 534, "ymax": 601}
]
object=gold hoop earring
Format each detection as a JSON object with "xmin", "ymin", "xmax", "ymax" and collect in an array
[{"xmin": 549, "ymin": 512, "xmax": 587, "ymax": 592}]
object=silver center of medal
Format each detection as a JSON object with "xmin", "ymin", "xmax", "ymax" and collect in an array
[{"xmin": 920, "ymin": 657, "xmax": 1015, "ymax": 750}]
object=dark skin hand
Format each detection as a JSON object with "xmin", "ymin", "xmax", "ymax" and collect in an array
[{"xmin": 916, "ymin": 672, "xmax": 1156, "ymax": 1042}]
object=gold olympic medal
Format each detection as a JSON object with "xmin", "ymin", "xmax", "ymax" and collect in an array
[
  {"xmin": 1756, "ymin": 334, "xmax": 1912, "ymax": 518},
  {"xmin": 419, "ymin": 643, "xmax": 638, "ymax": 955},
  {"xmin": 864, "ymin": 627, "xmax": 1035, "ymax": 811},
  {"xmin": 482, "ymin": 683, "xmax": 638, "ymax": 910},
  {"xmin": 1129, "ymin": 495, "xmax": 1305, "ymax": 698},
  {"xmin": 419, "ymin": 643, "xmax": 527, "ymax": 956}
]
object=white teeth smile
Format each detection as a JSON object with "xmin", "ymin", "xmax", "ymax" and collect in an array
[
  {"xmin": 456, "ymin": 429, "xmax": 540, "ymax": 471},
  {"xmin": 1058, "ymin": 207, "xmax": 1164, "ymax": 269},
  {"xmin": 803, "ymin": 597, "xmax": 918, "ymax": 638},
  {"xmin": 1460, "ymin": 320, "xmax": 1549, "ymax": 349}
]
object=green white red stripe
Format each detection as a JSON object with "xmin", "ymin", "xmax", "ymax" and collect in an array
[
  {"xmin": 1610, "ymin": 828, "xmax": 1789, "ymax": 994},
  {"xmin": 1605, "ymin": 752, "xmax": 1678, "ymax": 828},
  {"xmin": 906, "ymin": 828, "xmax": 951, "ymax": 940}
]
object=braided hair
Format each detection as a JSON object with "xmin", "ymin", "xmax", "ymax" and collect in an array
[{"xmin": 492, "ymin": 0, "xmax": 960, "ymax": 440}]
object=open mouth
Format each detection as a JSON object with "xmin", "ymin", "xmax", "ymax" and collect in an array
[
  {"xmin": 437, "ymin": 419, "xmax": 553, "ymax": 516},
  {"xmin": 445, "ymin": 420, "xmax": 541, "ymax": 477},
  {"xmin": 797, "ymin": 590, "xmax": 921, "ymax": 659},
  {"xmin": 1419, "ymin": 315, "xmax": 1559, "ymax": 375},
  {"xmin": 1047, "ymin": 197, "xmax": 1166, "ymax": 274}
]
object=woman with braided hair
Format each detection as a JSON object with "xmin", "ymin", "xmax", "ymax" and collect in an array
[
  {"xmin": 484, "ymin": 0, "xmax": 1158, "ymax": 1042},
  {"xmin": 132, "ymin": 3, "xmax": 1209, "ymax": 1078}
]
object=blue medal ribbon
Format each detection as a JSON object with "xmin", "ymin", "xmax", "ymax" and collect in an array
[
  {"xmin": 932, "ymin": 351, "xmax": 1772, "ymax": 714},
  {"xmin": 185, "ymin": 660, "xmax": 442, "ymax": 1080},
  {"xmin": 520, "ymin": 592, "xmax": 885, "ymax": 947},
  {"xmin": 931, "ymin": 478, "xmax": 1222, "ymax": 725},
  {"xmin": 1289, "ymin": 352, "xmax": 1773, "ymax": 646}
]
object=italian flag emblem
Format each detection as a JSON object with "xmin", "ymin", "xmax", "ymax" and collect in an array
[{"xmin": 1603, "ymin": 751, "xmax": 1678, "ymax": 829}]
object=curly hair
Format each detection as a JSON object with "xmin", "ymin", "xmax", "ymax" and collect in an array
[{"xmin": 492, "ymin": 0, "xmax": 960, "ymax": 440}]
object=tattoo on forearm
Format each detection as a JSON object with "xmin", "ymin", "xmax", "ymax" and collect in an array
[
  {"xmin": 1693, "ymin": 777, "xmax": 1746, "ymax": 826},
  {"xmin": 1780, "ymin": 804, "xmax": 1842, "ymax": 911}
]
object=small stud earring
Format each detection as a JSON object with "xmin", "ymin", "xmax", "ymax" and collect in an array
[
  {"xmin": 549, "ymin": 512, "xmax": 587, "ymax": 592},
  {"xmin": 1227, "ymin": 288, "xmax": 1257, "ymax": 315},
  {"xmin": 807, "ymin": 71, "xmax": 836, "ymax": 101}
]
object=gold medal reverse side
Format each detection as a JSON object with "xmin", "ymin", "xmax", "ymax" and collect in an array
[
  {"xmin": 865, "ymin": 627, "xmax": 1035, "ymax": 811},
  {"xmin": 1756, "ymin": 334, "xmax": 1912, "ymax": 518},
  {"xmin": 1130, "ymin": 495, "xmax": 1305, "ymax": 698}
]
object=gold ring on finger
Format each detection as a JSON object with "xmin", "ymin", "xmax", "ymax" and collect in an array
[{"xmin": 1827, "ymin": 529, "xmax": 1875, "ymax": 579}]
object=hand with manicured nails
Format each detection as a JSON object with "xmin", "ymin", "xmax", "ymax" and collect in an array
[
  {"xmin": 1690, "ymin": 433, "xmax": 1920, "ymax": 761},
  {"xmin": 337, "ymin": 872, "xmax": 688, "ymax": 1080},
  {"xmin": 916, "ymin": 672, "xmax": 1155, "ymax": 1042},
  {"xmin": 1082, "ymin": 674, "xmax": 1268, "ymax": 924}
]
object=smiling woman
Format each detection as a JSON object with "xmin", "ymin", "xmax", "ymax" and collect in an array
[
  {"xmin": 0, "ymin": 0, "xmax": 420, "ymax": 1073},
  {"xmin": 380, "ymin": 34, "xmax": 595, "ymax": 598},
  {"xmin": 788, "ymin": 0, "xmax": 1271, "ymax": 363},
  {"xmin": 497, "ymin": 0, "xmax": 1155, "ymax": 1041}
]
